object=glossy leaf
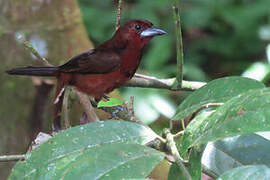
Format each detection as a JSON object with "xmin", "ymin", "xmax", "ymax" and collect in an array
[
  {"xmin": 217, "ymin": 165, "xmax": 270, "ymax": 180},
  {"xmin": 202, "ymin": 133, "xmax": 270, "ymax": 176},
  {"xmin": 9, "ymin": 121, "xmax": 164, "ymax": 179},
  {"xmin": 173, "ymin": 77, "xmax": 265, "ymax": 121},
  {"xmin": 181, "ymin": 88, "xmax": 270, "ymax": 155}
]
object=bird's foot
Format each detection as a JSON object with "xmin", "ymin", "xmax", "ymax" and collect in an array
[
  {"xmin": 111, "ymin": 105, "xmax": 128, "ymax": 118},
  {"xmin": 102, "ymin": 94, "xmax": 110, "ymax": 101}
]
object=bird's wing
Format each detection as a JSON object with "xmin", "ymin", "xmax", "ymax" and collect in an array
[{"xmin": 59, "ymin": 50, "xmax": 121, "ymax": 74}]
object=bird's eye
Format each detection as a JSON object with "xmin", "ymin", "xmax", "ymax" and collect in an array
[{"xmin": 135, "ymin": 24, "xmax": 141, "ymax": 30}]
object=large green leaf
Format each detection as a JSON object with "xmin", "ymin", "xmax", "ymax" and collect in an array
[
  {"xmin": 173, "ymin": 76, "xmax": 265, "ymax": 121},
  {"xmin": 202, "ymin": 133, "xmax": 270, "ymax": 176},
  {"xmin": 181, "ymin": 88, "xmax": 270, "ymax": 155},
  {"xmin": 217, "ymin": 165, "xmax": 270, "ymax": 180},
  {"xmin": 9, "ymin": 121, "xmax": 164, "ymax": 180}
]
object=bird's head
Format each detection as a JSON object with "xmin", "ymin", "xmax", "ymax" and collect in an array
[{"xmin": 115, "ymin": 19, "xmax": 166, "ymax": 49}]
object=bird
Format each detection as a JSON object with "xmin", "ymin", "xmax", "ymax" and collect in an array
[{"xmin": 6, "ymin": 19, "xmax": 166, "ymax": 131}]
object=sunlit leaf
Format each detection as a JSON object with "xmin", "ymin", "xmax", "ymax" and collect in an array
[
  {"xmin": 97, "ymin": 98, "xmax": 124, "ymax": 107},
  {"xmin": 173, "ymin": 76, "xmax": 265, "ymax": 121},
  {"xmin": 181, "ymin": 88, "xmax": 270, "ymax": 156}
]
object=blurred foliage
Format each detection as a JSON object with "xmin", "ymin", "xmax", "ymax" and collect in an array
[
  {"xmin": 77, "ymin": 0, "xmax": 270, "ymax": 126},
  {"xmin": 78, "ymin": 0, "xmax": 270, "ymax": 79},
  {"xmin": 78, "ymin": 0, "xmax": 270, "ymax": 124}
]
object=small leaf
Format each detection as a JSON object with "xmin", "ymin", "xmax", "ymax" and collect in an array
[
  {"xmin": 97, "ymin": 98, "xmax": 124, "ymax": 107},
  {"xmin": 9, "ymin": 121, "xmax": 163, "ymax": 179},
  {"xmin": 173, "ymin": 76, "xmax": 265, "ymax": 121},
  {"xmin": 181, "ymin": 88, "xmax": 270, "ymax": 156},
  {"xmin": 217, "ymin": 165, "xmax": 270, "ymax": 180}
]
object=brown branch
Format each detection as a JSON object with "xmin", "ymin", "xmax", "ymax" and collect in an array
[
  {"xmin": 126, "ymin": 74, "xmax": 206, "ymax": 91},
  {"xmin": 63, "ymin": 87, "xmax": 71, "ymax": 128},
  {"xmin": 115, "ymin": 0, "xmax": 123, "ymax": 31},
  {"xmin": 127, "ymin": 96, "xmax": 136, "ymax": 122},
  {"xmin": 75, "ymin": 90, "xmax": 100, "ymax": 122}
]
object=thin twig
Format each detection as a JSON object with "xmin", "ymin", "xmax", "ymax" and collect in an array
[
  {"xmin": 63, "ymin": 87, "xmax": 71, "ymax": 128},
  {"xmin": 115, "ymin": 0, "xmax": 123, "ymax": 31},
  {"xmin": 127, "ymin": 96, "xmax": 136, "ymax": 122},
  {"xmin": 0, "ymin": 155, "xmax": 25, "ymax": 162},
  {"xmin": 173, "ymin": 130, "xmax": 184, "ymax": 138},
  {"xmin": 17, "ymin": 35, "xmax": 51, "ymax": 67},
  {"xmin": 53, "ymin": 86, "xmax": 65, "ymax": 104},
  {"xmin": 164, "ymin": 128, "xmax": 192, "ymax": 180},
  {"xmin": 170, "ymin": 0, "xmax": 184, "ymax": 88}
]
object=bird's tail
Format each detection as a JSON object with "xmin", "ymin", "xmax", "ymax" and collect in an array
[{"xmin": 6, "ymin": 66, "xmax": 58, "ymax": 77}]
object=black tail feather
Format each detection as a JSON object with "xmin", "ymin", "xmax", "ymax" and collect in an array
[{"xmin": 6, "ymin": 66, "xmax": 58, "ymax": 77}]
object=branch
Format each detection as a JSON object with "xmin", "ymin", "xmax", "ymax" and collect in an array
[
  {"xmin": 0, "ymin": 155, "xmax": 25, "ymax": 162},
  {"xmin": 17, "ymin": 35, "xmax": 51, "ymax": 66},
  {"xmin": 75, "ymin": 90, "xmax": 100, "ymax": 122},
  {"xmin": 164, "ymin": 129, "xmax": 192, "ymax": 180},
  {"xmin": 126, "ymin": 73, "xmax": 206, "ymax": 91},
  {"xmin": 63, "ymin": 87, "xmax": 71, "ymax": 128},
  {"xmin": 170, "ymin": 0, "xmax": 184, "ymax": 88},
  {"xmin": 115, "ymin": 0, "xmax": 123, "ymax": 31}
]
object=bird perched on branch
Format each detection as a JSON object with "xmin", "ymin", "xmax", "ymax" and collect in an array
[{"xmin": 6, "ymin": 19, "xmax": 166, "ymax": 131}]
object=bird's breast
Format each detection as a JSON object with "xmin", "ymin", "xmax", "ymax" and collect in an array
[{"xmin": 119, "ymin": 49, "xmax": 142, "ymax": 78}]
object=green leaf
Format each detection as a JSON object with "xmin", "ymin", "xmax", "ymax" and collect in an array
[
  {"xmin": 97, "ymin": 98, "xmax": 124, "ymax": 108},
  {"xmin": 168, "ymin": 149, "xmax": 202, "ymax": 180},
  {"xmin": 181, "ymin": 88, "xmax": 270, "ymax": 156},
  {"xmin": 9, "ymin": 121, "xmax": 164, "ymax": 180},
  {"xmin": 168, "ymin": 163, "xmax": 182, "ymax": 180},
  {"xmin": 217, "ymin": 165, "xmax": 270, "ymax": 180},
  {"xmin": 172, "ymin": 76, "xmax": 265, "ymax": 121},
  {"xmin": 202, "ymin": 133, "xmax": 270, "ymax": 176}
]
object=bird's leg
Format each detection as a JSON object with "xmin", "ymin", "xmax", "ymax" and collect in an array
[{"xmin": 110, "ymin": 105, "xmax": 128, "ymax": 118}]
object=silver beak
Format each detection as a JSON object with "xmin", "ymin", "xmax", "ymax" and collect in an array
[{"xmin": 140, "ymin": 27, "xmax": 167, "ymax": 38}]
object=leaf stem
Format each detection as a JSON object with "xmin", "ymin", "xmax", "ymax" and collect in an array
[
  {"xmin": 170, "ymin": 0, "xmax": 184, "ymax": 88},
  {"xmin": 164, "ymin": 129, "xmax": 192, "ymax": 180},
  {"xmin": 17, "ymin": 35, "xmax": 51, "ymax": 67},
  {"xmin": 63, "ymin": 87, "xmax": 71, "ymax": 128}
]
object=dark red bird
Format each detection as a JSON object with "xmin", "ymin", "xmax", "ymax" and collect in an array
[{"xmin": 6, "ymin": 19, "xmax": 166, "ymax": 130}]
